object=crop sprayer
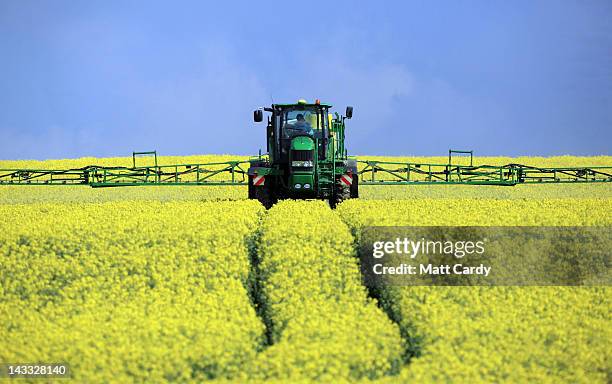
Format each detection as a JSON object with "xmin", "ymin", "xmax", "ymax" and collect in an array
[{"xmin": 1, "ymin": 99, "xmax": 611, "ymax": 208}]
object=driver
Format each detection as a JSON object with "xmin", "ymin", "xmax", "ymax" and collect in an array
[{"xmin": 293, "ymin": 114, "xmax": 313, "ymax": 135}]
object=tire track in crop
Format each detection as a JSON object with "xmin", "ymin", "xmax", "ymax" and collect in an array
[
  {"xmin": 245, "ymin": 212, "xmax": 274, "ymax": 348},
  {"xmin": 248, "ymin": 200, "xmax": 404, "ymax": 381},
  {"xmin": 334, "ymin": 203, "xmax": 422, "ymax": 365}
]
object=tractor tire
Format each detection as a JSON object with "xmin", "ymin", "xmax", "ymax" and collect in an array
[
  {"xmin": 350, "ymin": 175, "xmax": 359, "ymax": 198},
  {"xmin": 329, "ymin": 184, "xmax": 350, "ymax": 209},
  {"xmin": 248, "ymin": 177, "xmax": 255, "ymax": 199},
  {"xmin": 255, "ymin": 183, "xmax": 276, "ymax": 209}
]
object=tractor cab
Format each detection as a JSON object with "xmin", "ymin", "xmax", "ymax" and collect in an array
[
  {"xmin": 280, "ymin": 103, "xmax": 328, "ymax": 139},
  {"xmin": 254, "ymin": 100, "xmax": 332, "ymax": 165}
]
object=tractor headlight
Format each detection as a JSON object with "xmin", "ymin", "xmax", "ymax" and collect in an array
[
  {"xmin": 291, "ymin": 160, "xmax": 314, "ymax": 167},
  {"xmin": 303, "ymin": 183, "xmax": 311, "ymax": 189},
  {"xmin": 294, "ymin": 183, "xmax": 302, "ymax": 189}
]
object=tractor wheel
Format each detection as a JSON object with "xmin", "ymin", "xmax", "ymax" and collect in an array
[
  {"xmin": 248, "ymin": 177, "xmax": 255, "ymax": 199},
  {"xmin": 350, "ymin": 175, "xmax": 359, "ymax": 198},
  {"xmin": 329, "ymin": 184, "xmax": 350, "ymax": 209},
  {"xmin": 255, "ymin": 183, "xmax": 276, "ymax": 209}
]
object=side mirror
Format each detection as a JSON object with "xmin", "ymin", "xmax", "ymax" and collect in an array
[
  {"xmin": 345, "ymin": 106, "xmax": 353, "ymax": 119},
  {"xmin": 254, "ymin": 109, "xmax": 263, "ymax": 122}
]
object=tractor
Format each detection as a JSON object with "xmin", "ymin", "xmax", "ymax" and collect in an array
[{"xmin": 247, "ymin": 99, "xmax": 358, "ymax": 208}]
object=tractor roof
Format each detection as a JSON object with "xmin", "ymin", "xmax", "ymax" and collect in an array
[{"xmin": 273, "ymin": 102, "xmax": 332, "ymax": 108}]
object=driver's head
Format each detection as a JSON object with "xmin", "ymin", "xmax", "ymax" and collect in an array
[{"xmin": 296, "ymin": 114, "xmax": 304, "ymax": 121}]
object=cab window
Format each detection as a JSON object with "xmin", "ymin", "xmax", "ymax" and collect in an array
[{"xmin": 281, "ymin": 107, "xmax": 327, "ymax": 136}]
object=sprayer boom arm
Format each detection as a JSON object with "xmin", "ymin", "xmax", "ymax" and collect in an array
[{"xmin": 1, "ymin": 159, "xmax": 610, "ymax": 187}]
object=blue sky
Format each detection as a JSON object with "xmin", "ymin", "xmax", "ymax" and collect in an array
[{"xmin": 0, "ymin": 1, "xmax": 610, "ymax": 159}]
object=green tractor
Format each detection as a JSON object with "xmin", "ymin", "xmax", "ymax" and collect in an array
[{"xmin": 248, "ymin": 99, "xmax": 358, "ymax": 208}]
